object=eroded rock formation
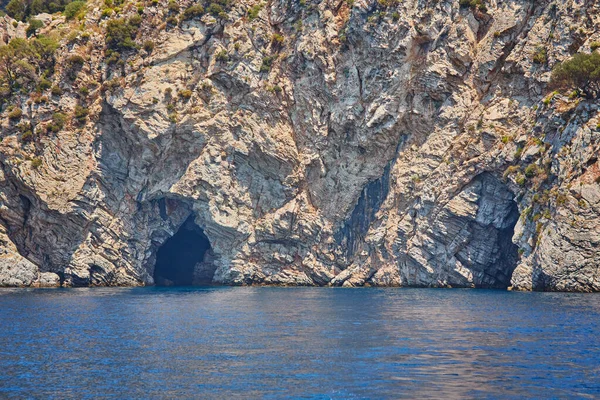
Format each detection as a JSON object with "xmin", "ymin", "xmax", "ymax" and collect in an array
[{"xmin": 1, "ymin": 0, "xmax": 600, "ymax": 291}]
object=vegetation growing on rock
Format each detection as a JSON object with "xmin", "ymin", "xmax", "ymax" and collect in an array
[
  {"xmin": 0, "ymin": 35, "xmax": 58, "ymax": 103},
  {"xmin": 5, "ymin": 0, "xmax": 85, "ymax": 21},
  {"xmin": 106, "ymin": 16, "xmax": 141, "ymax": 50},
  {"xmin": 181, "ymin": 4, "xmax": 204, "ymax": 20},
  {"xmin": 459, "ymin": 0, "xmax": 487, "ymax": 12},
  {"xmin": 550, "ymin": 52, "xmax": 600, "ymax": 98},
  {"xmin": 63, "ymin": 0, "xmax": 86, "ymax": 19},
  {"xmin": 25, "ymin": 18, "xmax": 43, "ymax": 37}
]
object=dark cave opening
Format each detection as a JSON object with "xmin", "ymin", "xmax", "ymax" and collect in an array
[
  {"xmin": 493, "ymin": 200, "xmax": 521, "ymax": 287},
  {"xmin": 153, "ymin": 216, "xmax": 213, "ymax": 286}
]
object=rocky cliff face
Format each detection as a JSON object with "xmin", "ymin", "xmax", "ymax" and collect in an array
[{"xmin": 1, "ymin": 0, "xmax": 600, "ymax": 291}]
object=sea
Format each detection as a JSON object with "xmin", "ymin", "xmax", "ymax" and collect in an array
[{"xmin": 0, "ymin": 286, "xmax": 599, "ymax": 398}]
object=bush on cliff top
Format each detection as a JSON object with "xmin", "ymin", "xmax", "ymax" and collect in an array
[
  {"xmin": 550, "ymin": 52, "xmax": 600, "ymax": 99},
  {"xmin": 63, "ymin": 0, "xmax": 86, "ymax": 19},
  {"xmin": 4, "ymin": 0, "xmax": 86, "ymax": 22},
  {"xmin": 0, "ymin": 35, "xmax": 58, "ymax": 101}
]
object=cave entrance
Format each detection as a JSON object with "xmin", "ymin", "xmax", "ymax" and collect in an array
[
  {"xmin": 460, "ymin": 172, "xmax": 521, "ymax": 288},
  {"xmin": 153, "ymin": 216, "xmax": 214, "ymax": 286}
]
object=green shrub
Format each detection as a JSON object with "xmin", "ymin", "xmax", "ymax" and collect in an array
[
  {"xmin": 21, "ymin": 130, "xmax": 33, "ymax": 142},
  {"xmin": 74, "ymin": 105, "xmax": 89, "ymax": 123},
  {"xmin": 215, "ymin": 49, "xmax": 228, "ymax": 62},
  {"xmin": 167, "ymin": 0, "xmax": 179, "ymax": 13},
  {"xmin": 26, "ymin": 19, "xmax": 44, "ymax": 37},
  {"xmin": 247, "ymin": 2, "xmax": 263, "ymax": 20},
  {"xmin": 8, "ymin": 107, "xmax": 22, "ymax": 120},
  {"xmin": 568, "ymin": 89, "xmax": 580, "ymax": 99},
  {"xmin": 16, "ymin": 122, "xmax": 30, "ymax": 133},
  {"xmin": 514, "ymin": 146, "xmax": 523, "ymax": 159},
  {"xmin": 207, "ymin": 3, "xmax": 223, "ymax": 16},
  {"xmin": 63, "ymin": 0, "xmax": 85, "ymax": 19},
  {"xmin": 178, "ymin": 89, "xmax": 192, "ymax": 100},
  {"xmin": 106, "ymin": 17, "xmax": 140, "ymax": 50},
  {"xmin": 6, "ymin": 0, "xmax": 87, "ymax": 21},
  {"xmin": 182, "ymin": 4, "xmax": 204, "ymax": 20},
  {"xmin": 532, "ymin": 46, "xmax": 547, "ymax": 64},
  {"xmin": 524, "ymin": 164, "xmax": 538, "ymax": 178},
  {"xmin": 542, "ymin": 91, "xmax": 558, "ymax": 105},
  {"xmin": 143, "ymin": 40, "xmax": 155, "ymax": 53},
  {"xmin": 549, "ymin": 52, "xmax": 600, "ymax": 98},
  {"xmin": 31, "ymin": 157, "xmax": 42, "ymax": 168},
  {"xmin": 47, "ymin": 124, "xmax": 59, "ymax": 133},
  {"xmin": 503, "ymin": 165, "xmax": 519, "ymax": 180},
  {"xmin": 271, "ymin": 33, "xmax": 284, "ymax": 47},
  {"xmin": 170, "ymin": 0, "xmax": 232, "ymax": 20},
  {"xmin": 376, "ymin": 0, "xmax": 399, "ymax": 7},
  {"xmin": 260, "ymin": 55, "xmax": 276, "ymax": 72},
  {"xmin": 459, "ymin": 0, "xmax": 486, "ymax": 12},
  {"xmin": 38, "ymin": 78, "xmax": 52, "ymax": 91},
  {"xmin": 129, "ymin": 14, "xmax": 142, "ymax": 26},
  {"xmin": 33, "ymin": 35, "xmax": 59, "ymax": 59},
  {"xmin": 47, "ymin": 112, "xmax": 67, "ymax": 132},
  {"xmin": 105, "ymin": 49, "xmax": 120, "ymax": 64},
  {"xmin": 104, "ymin": 78, "xmax": 121, "ymax": 91},
  {"xmin": 65, "ymin": 54, "xmax": 85, "ymax": 78},
  {"xmin": 51, "ymin": 85, "xmax": 63, "ymax": 95},
  {"xmin": 0, "ymin": 37, "xmax": 49, "ymax": 93},
  {"xmin": 66, "ymin": 54, "xmax": 85, "ymax": 66},
  {"xmin": 66, "ymin": 30, "xmax": 80, "ymax": 44},
  {"xmin": 5, "ymin": 0, "xmax": 27, "ymax": 21},
  {"xmin": 591, "ymin": 41, "xmax": 600, "ymax": 51}
]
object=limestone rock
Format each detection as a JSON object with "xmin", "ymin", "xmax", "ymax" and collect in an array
[{"xmin": 0, "ymin": 0, "xmax": 599, "ymax": 291}]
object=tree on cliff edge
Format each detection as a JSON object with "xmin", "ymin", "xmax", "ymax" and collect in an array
[{"xmin": 550, "ymin": 52, "xmax": 600, "ymax": 99}]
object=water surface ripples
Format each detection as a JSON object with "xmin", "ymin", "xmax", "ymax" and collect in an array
[{"xmin": 0, "ymin": 287, "xmax": 599, "ymax": 398}]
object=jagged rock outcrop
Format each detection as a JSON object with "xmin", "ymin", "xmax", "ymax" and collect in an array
[{"xmin": 1, "ymin": 0, "xmax": 599, "ymax": 291}]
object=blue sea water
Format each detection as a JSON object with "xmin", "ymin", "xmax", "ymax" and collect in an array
[{"xmin": 0, "ymin": 287, "xmax": 599, "ymax": 399}]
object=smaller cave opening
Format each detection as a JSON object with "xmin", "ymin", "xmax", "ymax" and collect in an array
[
  {"xmin": 460, "ymin": 172, "xmax": 521, "ymax": 288},
  {"xmin": 153, "ymin": 216, "xmax": 214, "ymax": 286}
]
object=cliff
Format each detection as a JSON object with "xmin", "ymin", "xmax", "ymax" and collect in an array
[{"xmin": 1, "ymin": 0, "xmax": 600, "ymax": 291}]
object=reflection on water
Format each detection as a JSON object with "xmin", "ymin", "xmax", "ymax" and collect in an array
[{"xmin": 0, "ymin": 287, "xmax": 599, "ymax": 398}]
